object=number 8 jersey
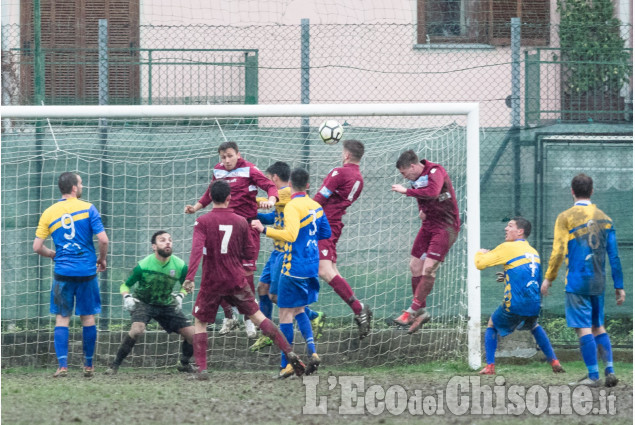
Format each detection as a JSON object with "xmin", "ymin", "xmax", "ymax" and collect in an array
[{"xmin": 36, "ymin": 197, "xmax": 105, "ymax": 277}]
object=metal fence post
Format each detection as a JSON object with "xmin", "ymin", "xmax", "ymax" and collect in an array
[
  {"xmin": 98, "ymin": 19, "xmax": 110, "ymax": 330},
  {"xmin": 301, "ymin": 18, "xmax": 311, "ymax": 168},
  {"xmin": 511, "ymin": 17, "xmax": 521, "ymax": 216}
]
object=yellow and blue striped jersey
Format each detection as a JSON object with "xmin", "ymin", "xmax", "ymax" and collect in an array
[
  {"xmin": 35, "ymin": 197, "xmax": 105, "ymax": 277},
  {"xmin": 545, "ymin": 202, "xmax": 623, "ymax": 295},
  {"xmin": 474, "ymin": 239, "xmax": 541, "ymax": 316},
  {"xmin": 264, "ymin": 193, "xmax": 331, "ymax": 278},
  {"xmin": 257, "ymin": 186, "xmax": 292, "ymax": 252}
]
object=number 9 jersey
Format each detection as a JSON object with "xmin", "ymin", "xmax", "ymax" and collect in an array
[{"xmin": 35, "ymin": 197, "xmax": 105, "ymax": 277}]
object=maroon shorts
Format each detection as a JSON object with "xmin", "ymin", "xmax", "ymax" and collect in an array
[
  {"xmin": 192, "ymin": 284, "xmax": 259, "ymax": 323},
  {"xmin": 242, "ymin": 226, "xmax": 261, "ymax": 272},
  {"xmin": 410, "ymin": 225, "xmax": 458, "ymax": 262},
  {"xmin": 318, "ymin": 222, "xmax": 343, "ymax": 263}
]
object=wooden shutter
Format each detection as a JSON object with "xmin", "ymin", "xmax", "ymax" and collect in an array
[
  {"xmin": 20, "ymin": 0, "xmax": 139, "ymax": 105},
  {"xmin": 490, "ymin": 0, "xmax": 549, "ymax": 46}
]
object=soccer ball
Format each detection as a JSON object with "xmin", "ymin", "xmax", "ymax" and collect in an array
[{"xmin": 318, "ymin": 120, "xmax": 343, "ymax": 145}]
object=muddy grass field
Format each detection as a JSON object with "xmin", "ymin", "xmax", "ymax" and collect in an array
[{"xmin": 1, "ymin": 360, "xmax": 632, "ymax": 425}]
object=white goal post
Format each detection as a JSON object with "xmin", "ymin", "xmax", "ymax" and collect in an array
[{"xmin": 1, "ymin": 103, "xmax": 481, "ymax": 370}]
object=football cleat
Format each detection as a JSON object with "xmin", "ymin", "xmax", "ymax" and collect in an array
[
  {"xmin": 604, "ymin": 373, "xmax": 619, "ymax": 387},
  {"xmin": 407, "ymin": 309, "xmax": 431, "ymax": 334},
  {"xmin": 83, "ymin": 366, "xmax": 95, "ymax": 378},
  {"xmin": 103, "ymin": 365, "xmax": 119, "ymax": 375},
  {"xmin": 305, "ymin": 353, "xmax": 321, "ymax": 376},
  {"xmin": 550, "ymin": 359, "xmax": 565, "ymax": 374},
  {"xmin": 219, "ymin": 318, "xmax": 240, "ymax": 335},
  {"xmin": 311, "ymin": 312, "xmax": 326, "ymax": 341},
  {"xmin": 244, "ymin": 319, "xmax": 257, "ymax": 339},
  {"xmin": 285, "ymin": 352, "xmax": 306, "ymax": 377},
  {"xmin": 479, "ymin": 364, "xmax": 495, "ymax": 375},
  {"xmin": 188, "ymin": 369, "xmax": 210, "ymax": 381},
  {"xmin": 250, "ymin": 335, "xmax": 273, "ymax": 352},
  {"xmin": 393, "ymin": 310, "xmax": 413, "ymax": 326},
  {"xmin": 277, "ymin": 364, "xmax": 296, "ymax": 380},
  {"xmin": 354, "ymin": 304, "xmax": 372, "ymax": 340},
  {"xmin": 53, "ymin": 367, "xmax": 68, "ymax": 378},
  {"xmin": 176, "ymin": 362, "xmax": 198, "ymax": 373}
]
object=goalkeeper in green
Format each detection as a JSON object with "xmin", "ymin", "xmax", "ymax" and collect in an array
[{"xmin": 104, "ymin": 231, "xmax": 196, "ymax": 374}]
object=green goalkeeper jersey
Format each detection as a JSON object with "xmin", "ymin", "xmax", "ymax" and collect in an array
[{"xmin": 120, "ymin": 254, "xmax": 188, "ymax": 306}]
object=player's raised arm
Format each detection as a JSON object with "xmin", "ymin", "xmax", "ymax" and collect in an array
[{"xmin": 260, "ymin": 203, "xmax": 300, "ymax": 243}]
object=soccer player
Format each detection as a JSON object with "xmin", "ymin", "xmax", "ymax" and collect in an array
[
  {"xmin": 541, "ymin": 174, "xmax": 625, "ymax": 388},
  {"xmin": 185, "ymin": 141, "xmax": 278, "ymax": 338},
  {"xmin": 311, "ymin": 139, "xmax": 372, "ymax": 340},
  {"xmin": 474, "ymin": 217, "xmax": 564, "ymax": 375},
  {"xmin": 33, "ymin": 172, "xmax": 109, "ymax": 378},
  {"xmin": 252, "ymin": 168, "xmax": 332, "ymax": 378},
  {"xmin": 185, "ymin": 180, "xmax": 305, "ymax": 381},
  {"xmin": 250, "ymin": 161, "xmax": 292, "ymax": 351},
  {"xmin": 390, "ymin": 150, "xmax": 460, "ymax": 333},
  {"xmin": 104, "ymin": 231, "xmax": 196, "ymax": 375}
]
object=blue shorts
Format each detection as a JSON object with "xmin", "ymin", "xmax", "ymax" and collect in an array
[
  {"xmin": 565, "ymin": 292, "xmax": 604, "ymax": 328},
  {"xmin": 260, "ymin": 250, "xmax": 284, "ymax": 295},
  {"xmin": 50, "ymin": 277, "xmax": 101, "ymax": 317},
  {"xmin": 491, "ymin": 305, "xmax": 538, "ymax": 337},
  {"xmin": 277, "ymin": 275, "xmax": 319, "ymax": 308}
]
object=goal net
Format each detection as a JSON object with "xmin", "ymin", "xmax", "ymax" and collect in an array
[{"xmin": 1, "ymin": 103, "xmax": 480, "ymax": 370}]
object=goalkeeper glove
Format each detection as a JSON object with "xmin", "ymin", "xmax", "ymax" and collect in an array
[
  {"xmin": 123, "ymin": 294, "xmax": 137, "ymax": 311},
  {"xmin": 496, "ymin": 271, "xmax": 505, "ymax": 283},
  {"xmin": 173, "ymin": 292, "xmax": 185, "ymax": 312}
]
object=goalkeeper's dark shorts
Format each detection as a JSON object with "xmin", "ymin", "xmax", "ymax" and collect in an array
[{"xmin": 130, "ymin": 302, "xmax": 191, "ymax": 334}]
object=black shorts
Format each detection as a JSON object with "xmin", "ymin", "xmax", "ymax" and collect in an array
[{"xmin": 130, "ymin": 302, "xmax": 191, "ymax": 334}]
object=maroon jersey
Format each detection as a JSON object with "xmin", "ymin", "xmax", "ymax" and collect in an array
[
  {"xmin": 313, "ymin": 163, "xmax": 364, "ymax": 226},
  {"xmin": 405, "ymin": 160, "xmax": 460, "ymax": 232},
  {"xmin": 186, "ymin": 207, "xmax": 257, "ymax": 295},
  {"xmin": 198, "ymin": 158, "xmax": 278, "ymax": 219}
]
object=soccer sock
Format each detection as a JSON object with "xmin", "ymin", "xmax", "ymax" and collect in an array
[
  {"xmin": 594, "ymin": 333, "xmax": 614, "ymax": 375},
  {"xmin": 328, "ymin": 275, "xmax": 362, "ymax": 315},
  {"xmin": 411, "ymin": 275, "xmax": 423, "ymax": 297},
  {"xmin": 531, "ymin": 325, "xmax": 557, "ymax": 363},
  {"xmin": 295, "ymin": 312, "xmax": 316, "ymax": 356},
  {"xmin": 279, "ymin": 322, "xmax": 294, "ymax": 368},
  {"xmin": 193, "ymin": 333, "xmax": 208, "ymax": 371},
  {"xmin": 82, "ymin": 325, "xmax": 97, "ymax": 368},
  {"xmin": 54, "ymin": 326, "xmax": 69, "ymax": 368},
  {"xmin": 113, "ymin": 334, "xmax": 137, "ymax": 366},
  {"xmin": 259, "ymin": 318, "xmax": 292, "ymax": 353},
  {"xmin": 304, "ymin": 307, "xmax": 319, "ymax": 321},
  {"xmin": 260, "ymin": 295, "xmax": 273, "ymax": 320},
  {"xmin": 221, "ymin": 300, "xmax": 233, "ymax": 319},
  {"xmin": 484, "ymin": 327, "xmax": 497, "ymax": 365},
  {"xmin": 579, "ymin": 334, "xmax": 600, "ymax": 380},
  {"xmin": 409, "ymin": 299, "xmax": 424, "ymax": 312},
  {"xmin": 180, "ymin": 340, "xmax": 194, "ymax": 365},
  {"xmin": 413, "ymin": 275, "xmax": 435, "ymax": 309}
]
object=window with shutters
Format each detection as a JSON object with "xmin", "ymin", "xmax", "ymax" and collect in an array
[
  {"xmin": 20, "ymin": 0, "xmax": 140, "ymax": 105},
  {"xmin": 416, "ymin": 0, "xmax": 549, "ymax": 46}
]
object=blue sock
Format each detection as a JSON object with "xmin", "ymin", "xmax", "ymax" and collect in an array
[
  {"xmin": 595, "ymin": 333, "xmax": 614, "ymax": 375},
  {"xmin": 531, "ymin": 325, "xmax": 556, "ymax": 363},
  {"xmin": 304, "ymin": 307, "xmax": 319, "ymax": 321},
  {"xmin": 54, "ymin": 326, "xmax": 69, "ymax": 368},
  {"xmin": 259, "ymin": 295, "xmax": 273, "ymax": 320},
  {"xmin": 295, "ymin": 312, "xmax": 316, "ymax": 355},
  {"xmin": 280, "ymin": 323, "xmax": 294, "ymax": 369},
  {"xmin": 484, "ymin": 327, "xmax": 497, "ymax": 365},
  {"xmin": 579, "ymin": 334, "xmax": 599, "ymax": 380},
  {"xmin": 82, "ymin": 325, "xmax": 97, "ymax": 367}
]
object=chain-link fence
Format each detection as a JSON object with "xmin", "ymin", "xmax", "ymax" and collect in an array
[{"xmin": 2, "ymin": 15, "xmax": 633, "ymax": 350}]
